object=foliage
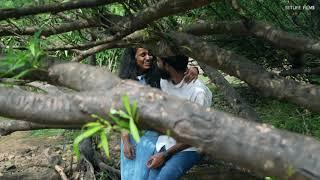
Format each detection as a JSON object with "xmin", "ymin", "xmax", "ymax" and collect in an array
[
  {"xmin": 0, "ymin": 33, "xmax": 44, "ymax": 79},
  {"xmin": 73, "ymin": 95, "xmax": 140, "ymax": 160}
]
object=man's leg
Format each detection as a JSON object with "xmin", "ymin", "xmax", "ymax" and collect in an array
[
  {"xmin": 147, "ymin": 166, "xmax": 161, "ymax": 180},
  {"xmin": 155, "ymin": 151, "xmax": 201, "ymax": 180}
]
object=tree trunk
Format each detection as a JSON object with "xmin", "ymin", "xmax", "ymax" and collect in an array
[{"xmin": 0, "ymin": 63, "xmax": 319, "ymax": 179}]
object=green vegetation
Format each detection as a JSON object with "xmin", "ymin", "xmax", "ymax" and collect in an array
[{"xmin": 73, "ymin": 95, "xmax": 140, "ymax": 159}]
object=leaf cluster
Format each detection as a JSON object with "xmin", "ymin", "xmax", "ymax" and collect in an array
[{"xmin": 73, "ymin": 95, "xmax": 140, "ymax": 160}]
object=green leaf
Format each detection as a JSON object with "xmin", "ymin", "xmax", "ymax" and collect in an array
[
  {"xmin": 131, "ymin": 100, "xmax": 138, "ymax": 122},
  {"xmin": 118, "ymin": 110, "xmax": 131, "ymax": 119},
  {"xmin": 73, "ymin": 125, "xmax": 103, "ymax": 160},
  {"xmin": 13, "ymin": 68, "xmax": 36, "ymax": 79},
  {"xmin": 108, "ymin": 113, "xmax": 129, "ymax": 129},
  {"xmin": 129, "ymin": 118, "xmax": 140, "ymax": 143},
  {"xmin": 100, "ymin": 128, "xmax": 110, "ymax": 158},
  {"xmin": 91, "ymin": 114, "xmax": 111, "ymax": 127},
  {"xmin": 110, "ymin": 108, "xmax": 118, "ymax": 115},
  {"xmin": 82, "ymin": 121, "xmax": 102, "ymax": 129},
  {"xmin": 0, "ymin": 63, "xmax": 25, "ymax": 78},
  {"xmin": 122, "ymin": 95, "xmax": 132, "ymax": 116}
]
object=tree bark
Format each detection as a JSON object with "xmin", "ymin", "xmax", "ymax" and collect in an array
[
  {"xmin": 279, "ymin": 67, "xmax": 320, "ymax": 76},
  {"xmin": 0, "ymin": 0, "xmax": 117, "ymax": 21},
  {"xmin": 166, "ymin": 32, "xmax": 320, "ymax": 113},
  {"xmin": 183, "ymin": 20, "xmax": 320, "ymax": 55},
  {"xmin": 0, "ymin": 17, "xmax": 101, "ymax": 37},
  {"xmin": 0, "ymin": 63, "xmax": 319, "ymax": 179},
  {"xmin": 0, "ymin": 118, "xmax": 79, "ymax": 136},
  {"xmin": 70, "ymin": 0, "xmax": 212, "ymax": 60}
]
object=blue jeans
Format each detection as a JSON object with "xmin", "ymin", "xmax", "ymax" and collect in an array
[
  {"xmin": 121, "ymin": 131, "xmax": 159, "ymax": 180},
  {"xmin": 147, "ymin": 151, "xmax": 202, "ymax": 180}
]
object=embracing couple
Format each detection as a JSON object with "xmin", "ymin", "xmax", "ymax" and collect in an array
[{"xmin": 119, "ymin": 47, "xmax": 212, "ymax": 180}]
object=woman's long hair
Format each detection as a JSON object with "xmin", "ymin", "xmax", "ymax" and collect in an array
[{"xmin": 118, "ymin": 47, "xmax": 160, "ymax": 88}]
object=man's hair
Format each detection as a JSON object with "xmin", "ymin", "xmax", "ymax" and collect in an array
[{"xmin": 162, "ymin": 55, "xmax": 188, "ymax": 72}]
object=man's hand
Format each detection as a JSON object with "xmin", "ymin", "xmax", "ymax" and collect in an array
[
  {"xmin": 123, "ymin": 141, "xmax": 135, "ymax": 160},
  {"xmin": 146, "ymin": 152, "xmax": 166, "ymax": 169},
  {"xmin": 184, "ymin": 67, "xmax": 199, "ymax": 83}
]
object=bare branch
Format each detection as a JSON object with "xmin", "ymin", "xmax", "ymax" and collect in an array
[
  {"xmin": 0, "ymin": 118, "xmax": 79, "ymax": 136},
  {"xmin": 183, "ymin": 20, "xmax": 320, "ymax": 55},
  {"xmin": 182, "ymin": 20, "xmax": 249, "ymax": 36},
  {"xmin": 0, "ymin": 17, "xmax": 101, "ymax": 37},
  {"xmin": 279, "ymin": 67, "xmax": 320, "ymax": 76},
  {"xmin": 38, "ymin": 0, "xmax": 212, "ymax": 52},
  {"xmin": 0, "ymin": 0, "xmax": 117, "ymax": 21},
  {"xmin": 108, "ymin": 0, "xmax": 212, "ymax": 39},
  {"xmin": 72, "ymin": 30, "xmax": 154, "ymax": 61},
  {"xmin": 163, "ymin": 32, "xmax": 320, "ymax": 113}
]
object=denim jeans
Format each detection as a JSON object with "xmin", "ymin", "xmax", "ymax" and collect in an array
[
  {"xmin": 121, "ymin": 131, "xmax": 159, "ymax": 180},
  {"xmin": 147, "ymin": 151, "xmax": 201, "ymax": 180}
]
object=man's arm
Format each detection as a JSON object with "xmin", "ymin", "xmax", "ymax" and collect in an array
[{"xmin": 147, "ymin": 143, "xmax": 191, "ymax": 169}]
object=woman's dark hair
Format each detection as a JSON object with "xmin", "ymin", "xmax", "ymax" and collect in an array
[{"xmin": 118, "ymin": 47, "xmax": 160, "ymax": 88}]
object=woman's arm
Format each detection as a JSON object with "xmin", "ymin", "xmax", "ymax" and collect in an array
[
  {"xmin": 121, "ymin": 132, "xmax": 135, "ymax": 159},
  {"xmin": 184, "ymin": 66, "xmax": 199, "ymax": 83}
]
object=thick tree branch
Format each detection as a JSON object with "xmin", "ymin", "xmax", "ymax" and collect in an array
[
  {"xmin": 0, "ymin": 63, "xmax": 319, "ymax": 178},
  {"xmin": 72, "ymin": 30, "xmax": 155, "ymax": 61},
  {"xmin": 0, "ymin": 0, "xmax": 117, "ymax": 21},
  {"xmin": 48, "ymin": 62, "xmax": 119, "ymax": 91},
  {"xmin": 279, "ymin": 67, "xmax": 320, "ymax": 76},
  {"xmin": 199, "ymin": 62, "xmax": 259, "ymax": 121},
  {"xmin": 40, "ymin": 0, "xmax": 211, "ymax": 52},
  {"xmin": 183, "ymin": 20, "xmax": 320, "ymax": 55},
  {"xmin": 0, "ymin": 17, "xmax": 101, "ymax": 37},
  {"xmin": 166, "ymin": 32, "xmax": 320, "ymax": 113},
  {"xmin": 0, "ymin": 118, "xmax": 79, "ymax": 136},
  {"xmin": 183, "ymin": 20, "xmax": 249, "ymax": 36},
  {"xmin": 109, "ymin": 0, "xmax": 212, "ymax": 38}
]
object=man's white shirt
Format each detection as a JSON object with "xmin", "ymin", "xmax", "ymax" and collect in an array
[{"xmin": 155, "ymin": 78, "xmax": 212, "ymax": 152}]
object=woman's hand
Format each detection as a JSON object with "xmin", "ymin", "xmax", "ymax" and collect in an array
[
  {"xmin": 123, "ymin": 140, "xmax": 135, "ymax": 160},
  {"xmin": 184, "ymin": 67, "xmax": 199, "ymax": 83}
]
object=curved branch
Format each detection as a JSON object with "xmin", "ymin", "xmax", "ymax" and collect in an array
[
  {"xmin": 166, "ymin": 32, "xmax": 320, "ymax": 113},
  {"xmin": 38, "ymin": 0, "xmax": 211, "ymax": 52},
  {"xmin": 183, "ymin": 20, "xmax": 249, "ymax": 36},
  {"xmin": 279, "ymin": 67, "xmax": 320, "ymax": 76},
  {"xmin": 183, "ymin": 20, "xmax": 320, "ymax": 55},
  {"xmin": 0, "ymin": 118, "xmax": 79, "ymax": 136},
  {"xmin": 0, "ymin": 0, "xmax": 117, "ymax": 21},
  {"xmin": 108, "ymin": 0, "xmax": 212, "ymax": 38},
  {"xmin": 0, "ymin": 17, "xmax": 101, "ymax": 37}
]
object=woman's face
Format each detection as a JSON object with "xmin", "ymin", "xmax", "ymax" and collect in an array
[{"xmin": 135, "ymin": 48, "xmax": 153, "ymax": 72}]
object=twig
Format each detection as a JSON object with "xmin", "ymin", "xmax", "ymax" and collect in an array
[{"xmin": 55, "ymin": 165, "xmax": 69, "ymax": 180}]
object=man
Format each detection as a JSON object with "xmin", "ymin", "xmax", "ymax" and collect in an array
[{"xmin": 146, "ymin": 55, "xmax": 212, "ymax": 180}]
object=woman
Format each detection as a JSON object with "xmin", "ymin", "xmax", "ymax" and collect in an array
[{"xmin": 119, "ymin": 47, "xmax": 198, "ymax": 180}]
